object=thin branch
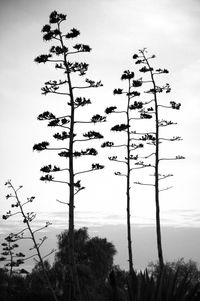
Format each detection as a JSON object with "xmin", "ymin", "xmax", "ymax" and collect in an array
[
  {"xmin": 20, "ymin": 253, "xmax": 38, "ymax": 262},
  {"xmin": 130, "ymin": 137, "xmax": 142, "ymax": 141},
  {"xmin": 131, "ymin": 131, "xmax": 155, "ymax": 135},
  {"xmin": 109, "ymin": 158, "xmax": 127, "ymax": 164},
  {"xmin": 129, "ymin": 117, "xmax": 142, "ymax": 121},
  {"xmin": 112, "ymin": 110, "xmax": 127, "ymax": 114},
  {"xmin": 47, "ymin": 59, "xmax": 64, "ymax": 63},
  {"xmin": 111, "ymin": 144, "xmax": 127, "ymax": 148},
  {"xmin": 15, "ymin": 186, "xmax": 23, "ymax": 193},
  {"xmin": 37, "ymin": 238, "xmax": 47, "ymax": 249},
  {"xmin": 66, "ymin": 50, "xmax": 92, "ymax": 56},
  {"xmin": 66, "ymin": 51, "xmax": 81, "ymax": 56},
  {"xmin": 134, "ymin": 181, "xmax": 155, "ymax": 186},
  {"xmin": 74, "ymin": 169, "xmax": 95, "ymax": 176},
  {"xmin": 47, "ymin": 81, "xmax": 68, "ymax": 86},
  {"xmin": 46, "ymin": 147, "xmax": 69, "ymax": 151},
  {"xmin": 130, "ymin": 148, "xmax": 138, "ymax": 152},
  {"xmin": 42, "ymin": 249, "xmax": 56, "ymax": 260},
  {"xmin": 48, "ymin": 167, "xmax": 69, "ymax": 173},
  {"xmin": 130, "ymin": 164, "xmax": 154, "ymax": 170},
  {"xmin": 158, "ymin": 105, "xmax": 171, "ymax": 109},
  {"xmin": 50, "ymin": 179, "xmax": 69, "ymax": 185},
  {"xmin": 74, "ymin": 188, "xmax": 84, "ymax": 195},
  {"xmin": 8, "ymin": 211, "xmax": 22, "ymax": 217},
  {"xmin": 56, "ymin": 199, "xmax": 68, "ymax": 205},
  {"xmin": 159, "ymin": 186, "xmax": 173, "ymax": 192},
  {"xmin": 14, "ymin": 236, "xmax": 32, "ymax": 240},
  {"xmin": 54, "ymin": 115, "xmax": 71, "ymax": 119},
  {"xmin": 72, "ymin": 85, "xmax": 93, "ymax": 90},
  {"xmin": 47, "ymin": 91, "xmax": 70, "ymax": 96},
  {"xmin": 21, "ymin": 200, "xmax": 33, "ymax": 207},
  {"xmin": 158, "ymin": 174, "xmax": 173, "ymax": 180},
  {"xmin": 52, "ymin": 36, "xmax": 60, "ymax": 41},
  {"xmin": 139, "ymin": 152, "xmax": 155, "ymax": 159},
  {"xmin": 130, "ymin": 166, "xmax": 147, "ymax": 170},
  {"xmin": 74, "ymin": 137, "xmax": 100, "ymax": 143},
  {"xmin": 159, "ymin": 137, "xmax": 182, "ymax": 142},
  {"xmin": 33, "ymin": 224, "xmax": 51, "ymax": 235},
  {"xmin": 159, "ymin": 157, "xmax": 181, "ymax": 161},
  {"xmin": 75, "ymin": 121, "xmax": 92, "ymax": 124},
  {"xmin": 144, "ymin": 99, "xmax": 154, "ymax": 105},
  {"xmin": 15, "ymin": 227, "xmax": 29, "ymax": 236},
  {"xmin": 56, "ymin": 125, "xmax": 70, "ymax": 130}
]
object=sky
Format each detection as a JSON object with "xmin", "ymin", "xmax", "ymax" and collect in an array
[{"xmin": 0, "ymin": 0, "xmax": 200, "ymax": 271}]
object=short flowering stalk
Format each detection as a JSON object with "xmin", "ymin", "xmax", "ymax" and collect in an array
[{"xmin": 2, "ymin": 180, "xmax": 58, "ymax": 301}]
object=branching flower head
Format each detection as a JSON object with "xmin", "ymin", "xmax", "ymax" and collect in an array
[
  {"xmin": 111, "ymin": 124, "xmax": 129, "ymax": 131},
  {"xmin": 113, "ymin": 88, "xmax": 123, "ymax": 95},
  {"xmin": 121, "ymin": 70, "xmax": 135, "ymax": 80},
  {"xmin": 91, "ymin": 114, "xmax": 106, "ymax": 123},
  {"xmin": 65, "ymin": 28, "xmax": 80, "ymax": 39},
  {"xmin": 49, "ymin": 11, "xmax": 66, "ymax": 24},
  {"xmin": 105, "ymin": 106, "xmax": 117, "ymax": 114},
  {"xmin": 33, "ymin": 141, "xmax": 49, "ymax": 151},
  {"xmin": 101, "ymin": 141, "xmax": 114, "ymax": 148},
  {"xmin": 34, "ymin": 54, "xmax": 52, "ymax": 63},
  {"xmin": 92, "ymin": 163, "xmax": 104, "ymax": 170}
]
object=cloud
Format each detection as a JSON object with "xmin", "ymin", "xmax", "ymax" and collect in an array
[
  {"xmin": 1, "ymin": 208, "xmax": 200, "ymax": 240},
  {"xmin": 1, "ymin": 209, "xmax": 200, "ymax": 272}
]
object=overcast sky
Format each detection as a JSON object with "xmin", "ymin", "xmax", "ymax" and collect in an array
[{"xmin": 0, "ymin": 0, "xmax": 200, "ymax": 270}]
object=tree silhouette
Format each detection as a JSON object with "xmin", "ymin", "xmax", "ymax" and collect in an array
[
  {"xmin": 0, "ymin": 235, "xmax": 25, "ymax": 278},
  {"xmin": 102, "ymin": 70, "xmax": 149, "ymax": 274},
  {"xmin": 1, "ymin": 180, "xmax": 57, "ymax": 301},
  {"xmin": 53, "ymin": 227, "xmax": 116, "ymax": 300},
  {"xmin": 148, "ymin": 258, "xmax": 200, "ymax": 286},
  {"xmin": 131, "ymin": 49, "xmax": 185, "ymax": 270},
  {"xmin": 33, "ymin": 11, "xmax": 105, "ymax": 300}
]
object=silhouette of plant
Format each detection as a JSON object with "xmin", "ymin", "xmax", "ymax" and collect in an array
[
  {"xmin": 131, "ymin": 48, "xmax": 185, "ymax": 270},
  {"xmin": 126, "ymin": 267, "xmax": 200, "ymax": 301},
  {"xmin": 33, "ymin": 10, "xmax": 105, "ymax": 301},
  {"xmin": 148, "ymin": 258, "xmax": 200, "ymax": 286},
  {"xmin": 53, "ymin": 227, "xmax": 116, "ymax": 300},
  {"xmin": 103, "ymin": 49, "xmax": 184, "ymax": 274},
  {"xmin": 1, "ymin": 180, "xmax": 58, "ymax": 301},
  {"xmin": 102, "ymin": 69, "xmax": 149, "ymax": 274},
  {"xmin": 0, "ymin": 235, "xmax": 26, "ymax": 277}
]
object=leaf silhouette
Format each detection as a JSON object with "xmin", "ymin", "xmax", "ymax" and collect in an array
[
  {"xmin": 33, "ymin": 141, "xmax": 49, "ymax": 151},
  {"xmin": 105, "ymin": 106, "xmax": 117, "ymax": 114},
  {"xmin": 65, "ymin": 28, "xmax": 80, "ymax": 39}
]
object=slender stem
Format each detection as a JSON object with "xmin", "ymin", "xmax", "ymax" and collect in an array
[
  {"xmin": 126, "ymin": 78, "xmax": 134, "ymax": 274},
  {"xmin": 58, "ymin": 24, "xmax": 81, "ymax": 301},
  {"xmin": 142, "ymin": 50, "xmax": 164, "ymax": 270}
]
